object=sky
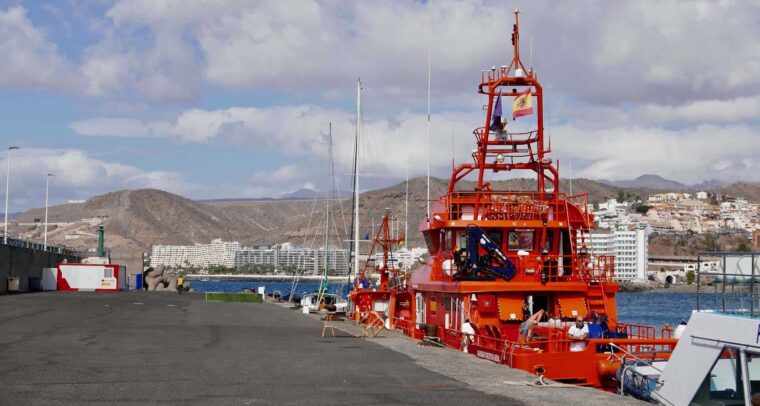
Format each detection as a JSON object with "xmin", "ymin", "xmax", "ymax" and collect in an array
[{"xmin": 1, "ymin": 0, "xmax": 759, "ymax": 212}]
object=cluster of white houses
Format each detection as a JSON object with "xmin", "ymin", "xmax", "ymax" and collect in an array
[{"xmin": 150, "ymin": 239, "xmax": 429, "ymax": 275}]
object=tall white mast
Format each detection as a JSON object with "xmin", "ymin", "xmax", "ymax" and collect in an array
[
  {"xmin": 404, "ymin": 167, "xmax": 409, "ymax": 249},
  {"xmin": 324, "ymin": 123, "xmax": 332, "ymax": 280},
  {"xmin": 569, "ymin": 156, "xmax": 573, "ymax": 196},
  {"xmin": 353, "ymin": 79, "xmax": 362, "ymax": 277},
  {"xmin": 426, "ymin": 10, "xmax": 432, "ymax": 223}
]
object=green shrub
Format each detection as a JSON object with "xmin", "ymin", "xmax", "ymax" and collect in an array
[{"xmin": 205, "ymin": 292, "xmax": 263, "ymax": 303}]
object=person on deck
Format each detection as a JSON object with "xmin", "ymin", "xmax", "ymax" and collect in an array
[
  {"xmin": 177, "ymin": 275, "xmax": 184, "ymax": 295},
  {"xmin": 568, "ymin": 316, "xmax": 589, "ymax": 352},
  {"xmin": 461, "ymin": 319, "xmax": 476, "ymax": 352}
]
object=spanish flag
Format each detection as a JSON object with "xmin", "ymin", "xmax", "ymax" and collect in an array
[{"xmin": 512, "ymin": 88, "xmax": 533, "ymax": 119}]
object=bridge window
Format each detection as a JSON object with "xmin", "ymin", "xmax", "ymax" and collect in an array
[
  {"xmin": 507, "ymin": 229, "xmax": 534, "ymax": 252},
  {"xmin": 486, "ymin": 230, "xmax": 503, "ymax": 251},
  {"xmin": 424, "ymin": 232, "xmax": 438, "ymax": 254}
]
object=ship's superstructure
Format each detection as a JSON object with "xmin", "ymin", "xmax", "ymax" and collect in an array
[{"xmin": 349, "ymin": 10, "xmax": 678, "ymax": 390}]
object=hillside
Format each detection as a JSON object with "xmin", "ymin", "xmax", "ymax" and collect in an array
[{"xmin": 10, "ymin": 178, "xmax": 760, "ymax": 254}]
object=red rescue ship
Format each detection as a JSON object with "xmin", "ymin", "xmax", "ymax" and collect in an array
[{"xmin": 350, "ymin": 10, "xmax": 677, "ymax": 390}]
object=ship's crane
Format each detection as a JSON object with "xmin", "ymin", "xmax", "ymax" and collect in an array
[{"xmin": 454, "ymin": 225, "xmax": 516, "ymax": 281}]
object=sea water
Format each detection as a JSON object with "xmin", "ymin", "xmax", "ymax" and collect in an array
[
  {"xmin": 191, "ymin": 280, "xmax": 727, "ymax": 328},
  {"xmin": 189, "ymin": 280, "xmax": 350, "ymax": 299}
]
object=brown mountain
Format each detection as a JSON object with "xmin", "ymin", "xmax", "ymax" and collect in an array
[{"xmin": 10, "ymin": 178, "xmax": 760, "ymax": 254}]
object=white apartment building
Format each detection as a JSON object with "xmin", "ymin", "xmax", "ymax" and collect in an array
[
  {"xmin": 150, "ymin": 239, "xmax": 241, "ymax": 268},
  {"xmin": 234, "ymin": 244, "xmax": 350, "ymax": 274},
  {"xmin": 150, "ymin": 239, "xmax": 351, "ymax": 274},
  {"xmin": 585, "ymin": 227, "xmax": 650, "ymax": 282}
]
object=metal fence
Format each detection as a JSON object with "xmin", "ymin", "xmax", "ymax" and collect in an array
[
  {"xmin": 696, "ymin": 251, "xmax": 760, "ymax": 317},
  {"xmin": 1, "ymin": 232, "xmax": 83, "ymax": 257}
]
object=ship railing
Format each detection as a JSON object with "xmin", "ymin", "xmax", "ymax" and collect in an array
[
  {"xmin": 577, "ymin": 255, "xmax": 615, "ymax": 283},
  {"xmin": 566, "ymin": 193, "xmax": 591, "ymax": 223},
  {"xmin": 473, "ymin": 127, "xmax": 538, "ymax": 147},
  {"xmin": 619, "ymin": 323, "xmax": 657, "ymax": 340},
  {"xmin": 391, "ymin": 317, "xmax": 415, "ymax": 337},
  {"xmin": 443, "ymin": 191, "xmax": 568, "ymax": 222},
  {"xmin": 394, "ymin": 320, "xmax": 676, "ymax": 367},
  {"xmin": 441, "ymin": 253, "xmax": 614, "ymax": 283}
]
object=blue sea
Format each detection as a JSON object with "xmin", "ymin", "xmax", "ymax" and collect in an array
[
  {"xmin": 191, "ymin": 280, "xmax": 737, "ymax": 328},
  {"xmin": 190, "ymin": 280, "xmax": 351, "ymax": 300}
]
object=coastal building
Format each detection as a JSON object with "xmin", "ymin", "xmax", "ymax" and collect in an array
[
  {"xmin": 234, "ymin": 244, "xmax": 350, "ymax": 274},
  {"xmin": 150, "ymin": 239, "xmax": 351, "ymax": 274},
  {"xmin": 150, "ymin": 239, "xmax": 240, "ymax": 268},
  {"xmin": 585, "ymin": 227, "xmax": 650, "ymax": 282}
]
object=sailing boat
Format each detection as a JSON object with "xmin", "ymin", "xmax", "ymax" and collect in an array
[{"xmin": 300, "ymin": 123, "xmax": 347, "ymax": 313}]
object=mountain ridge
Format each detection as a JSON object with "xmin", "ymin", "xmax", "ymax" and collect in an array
[{"xmin": 9, "ymin": 177, "xmax": 760, "ymax": 253}]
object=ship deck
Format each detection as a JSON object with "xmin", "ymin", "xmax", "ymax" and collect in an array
[{"xmin": 0, "ymin": 292, "xmax": 643, "ymax": 405}]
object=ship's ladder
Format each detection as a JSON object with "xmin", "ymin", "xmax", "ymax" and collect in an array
[{"xmin": 587, "ymin": 279, "xmax": 609, "ymax": 317}]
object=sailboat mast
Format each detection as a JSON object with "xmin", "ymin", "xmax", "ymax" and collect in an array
[
  {"xmin": 353, "ymin": 79, "xmax": 361, "ymax": 278},
  {"xmin": 324, "ymin": 123, "xmax": 332, "ymax": 279},
  {"xmin": 404, "ymin": 168, "xmax": 408, "ymax": 250}
]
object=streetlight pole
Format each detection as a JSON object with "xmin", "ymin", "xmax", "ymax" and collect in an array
[
  {"xmin": 44, "ymin": 173, "xmax": 54, "ymax": 250},
  {"xmin": 3, "ymin": 146, "xmax": 19, "ymax": 245}
]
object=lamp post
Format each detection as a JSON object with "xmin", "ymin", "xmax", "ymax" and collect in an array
[
  {"xmin": 44, "ymin": 173, "xmax": 54, "ymax": 250},
  {"xmin": 3, "ymin": 146, "xmax": 19, "ymax": 245}
]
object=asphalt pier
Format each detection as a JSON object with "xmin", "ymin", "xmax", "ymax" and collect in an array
[{"xmin": 0, "ymin": 292, "xmax": 643, "ymax": 405}]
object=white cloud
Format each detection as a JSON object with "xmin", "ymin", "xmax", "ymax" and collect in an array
[
  {"xmin": 91, "ymin": 0, "xmax": 760, "ymax": 106},
  {"xmin": 71, "ymin": 117, "xmax": 172, "ymax": 138},
  {"xmin": 70, "ymin": 105, "xmax": 481, "ymax": 181},
  {"xmin": 553, "ymin": 123, "xmax": 760, "ymax": 183},
  {"xmin": 5, "ymin": 1, "xmax": 760, "ymax": 107},
  {"xmin": 0, "ymin": 6, "xmax": 80, "ymax": 91},
  {"xmin": 0, "ymin": 148, "xmax": 197, "ymax": 211},
  {"xmin": 636, "ymin": 96, "xmax": 760, "ymax": 124}
]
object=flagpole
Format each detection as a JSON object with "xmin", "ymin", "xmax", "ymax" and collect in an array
[{"xmin": 426, "ymin": 3, "xmax": 431, "ymax": 223}]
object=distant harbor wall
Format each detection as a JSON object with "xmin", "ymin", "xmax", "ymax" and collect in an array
[{"xmin": 0, "ymin": 245, "xmax": 81, "ymax": 294}]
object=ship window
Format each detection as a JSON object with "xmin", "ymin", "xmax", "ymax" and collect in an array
[
  {"xmin": 747, "ymin": 351, "xmax": 760, "ymax": 400},
  {"xmin": 424, "ymin": 232, "xmax": 437, "ymax": 253},
  {"xmin": 507, "ymin": 229, "xmax": 534, "ymax": 251},
  {"xmin": 543, "ymin": 230, "xmax": 554, "ymax": 252},
  {"xmin": 691, "ymin": 348, "xmax": 745, "ymax": 404},
  {"xmin": 486, "ymin": 230, "xmax": 503, "ymax": 251}
]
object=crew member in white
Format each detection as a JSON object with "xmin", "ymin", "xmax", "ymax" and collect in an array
[{"xmin": 568, "ymin": 315, "xmax": 589, "ymax": 352}]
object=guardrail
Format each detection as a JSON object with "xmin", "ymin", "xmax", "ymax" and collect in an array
[{"xmin": 0, "ymin": 233, "xmax": 82, "ymax": 257}]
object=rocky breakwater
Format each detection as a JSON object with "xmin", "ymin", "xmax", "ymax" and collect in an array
[{"xmin": 143, "ymin": 265, "xmax": 191, "ymax": 292}]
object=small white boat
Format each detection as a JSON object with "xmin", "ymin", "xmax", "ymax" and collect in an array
[
  {"xmin": 620, "ymin": 251, "xmax": 760, "ymax": 405},
  {"xmin": 300, "ymin": 293, "xmax": 347, "ymax": 313}
]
